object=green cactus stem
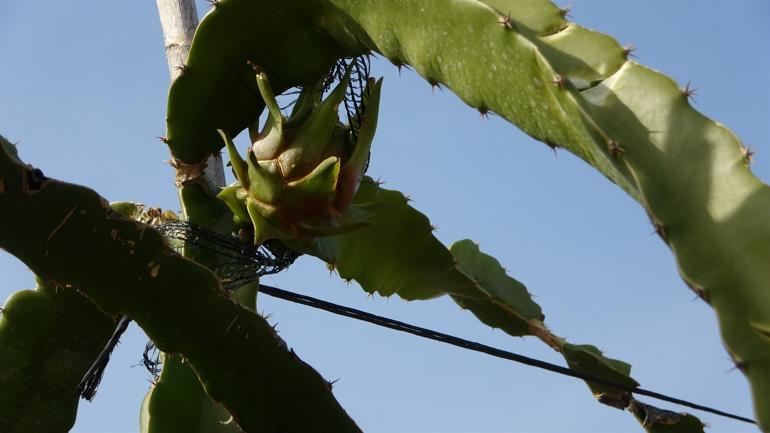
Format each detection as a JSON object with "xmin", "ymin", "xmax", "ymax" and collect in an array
[
  {"xmin": 144, "ymin": 0, "xmax": 764, "ymax": 427},
  {"xmin": 0, "ymin": 279, "xmax": 115, "ymax": 433},
  {"xmin": 103, "ymin": 202, "xmax": 242, "ymax": 433},
  {"xmin": 628, "ymin": 400, "xmax": 707, "ymax": 433},
  {"xmin": 0, "ymin": 139, "xmax": 360, "ymax": 433},
  {"xmin": 293, "ymin": 177, "xmax": 481, "ymax": 301},
  {"xmin": 299, "ymin": 0, "xmax": 770, "ymax": 427},
  {"xmin": 0, "ymin": 136, "xmax": 116, "ymax": 432},
  {"xmin": 450, "ymin": 239, "xmax": 644, "ymax": 410},
  {"xmin": 140, "ymin": 353, "xmax": 240, "ymax": 433},
  {"xmin": 155, "ymin": 4, "xmax": 770, "ymax": 423},
  {"xmin": 161, "ymin": 6, "xmax": 369, "ymax": 424},
  {"xmin": 164, "ymin": 0, "xmax": 360, "ymax": 166},
  {"xmin": 297, "ymin": 178, "xmax": 704, "ymax": 431},
  {"xmin": 140, "ymin": 283, "xmax": 258, "ymax": 433}
]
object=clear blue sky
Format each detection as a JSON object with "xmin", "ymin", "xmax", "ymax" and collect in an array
[{"xmin": 1, "ymin": 1, "xmax": 768, "ymax": 432}]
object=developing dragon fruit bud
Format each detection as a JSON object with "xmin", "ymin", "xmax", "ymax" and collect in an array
[{"xmin": 217, "ymin": 65, "xmax": 383, "ymax": 244}]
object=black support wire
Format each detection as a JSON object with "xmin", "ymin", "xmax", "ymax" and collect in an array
[{"xmin": 258, "ymin": 284, "xmax": 757, "ymax": 426}]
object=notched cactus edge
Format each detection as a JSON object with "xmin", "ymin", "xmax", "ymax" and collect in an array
[{"xmin": 297, "ymin": 176, "xmax": 704, "ymax": 431}]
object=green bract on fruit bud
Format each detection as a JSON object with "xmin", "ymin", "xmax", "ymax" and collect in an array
[{"xmin": 217, "ymin": 66, "xmax": 383, "ymax": 244}]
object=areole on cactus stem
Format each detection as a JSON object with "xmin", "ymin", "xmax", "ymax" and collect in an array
[{"xmin": 217, "ymin": 64, "xmax": 383, "ymax": 244}]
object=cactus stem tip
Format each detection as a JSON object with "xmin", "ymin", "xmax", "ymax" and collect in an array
[
  {"xmin": 560, "ymin": 4, "xmax": 573, "ymax": 18},
  {"xmin": 246, "ymin": 60, "xmax": 265, "ymax": 77}
]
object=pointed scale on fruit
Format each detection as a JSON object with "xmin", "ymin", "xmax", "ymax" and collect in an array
[{"xmin": 218, "ymin": 65, "xmax": 383, "ymax": 244}]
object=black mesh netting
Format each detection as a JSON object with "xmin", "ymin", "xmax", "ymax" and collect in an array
[
  {"xmin": 155, "ymin": 221, "xmax": 300, "ymax": 291},
  {"xmin": 322, "ymin": 55, "xmax": 374, "ymax": 174}
]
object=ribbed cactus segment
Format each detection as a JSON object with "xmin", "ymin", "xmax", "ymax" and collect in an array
[
  {"xmin": 629, "ymin": 400, "xmax": 707, "ymax": 433},
  {"xmin": 0, "ymin": 279, "xmax": 114, "ymax": 433},
  {"xmin": 110, "ymin": 201, "xmax": 242, "ymax": 433},
  {"xmin": 451, "ymin": 239, "xmax": 544, "ymax": 336},
  {"xmin": 313, "ymin": 0, "xmax": 637, "ymax": 198},
  {"xmin": 140, "ymin": 354, "xmax": 237, "ymax": 433},
  {"xmin": 297, "ymin": 177, "xmax": 480, "ymax": 300},
  {"xmin": 303, "ymin": 184, "xmax": 702, "ymax": 429},
  {"xmin": 453, "ymin": 240, "xmax": 642, "ymax": 405},
  {"xmin": 450, "ymin": 240, "xmax": 703, "ymax": 432},
  {"xmin": 140, "ymin": 284, "xmax": 258, "ymax": 433},
  {"xmin": 164, "ymin": 0, "xmax": 352, "ymax": 164},
  {"xmin": 561, "ymin": 343, "xmax": 638, "ymax": 402},
  {"xmin": 578, "ymin": 63, "xmax": 770, "ymax": 428},
  {"xmin": 140, "ymin": 353, "xmax": 241, "ymax": 433},
  {"xmin": 301, "ymin": 181, "xmax": 545, "ymax": 341},
  {"xmin": 0, "ymin": 144, "xmax": 360, "ymax": 433},
  {"xmin": 308, "ymin": 0, "xmax": 769, "ymax": 426}
]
